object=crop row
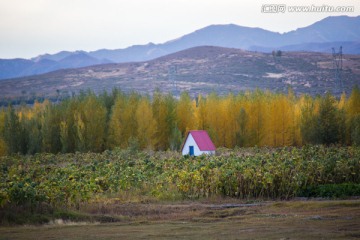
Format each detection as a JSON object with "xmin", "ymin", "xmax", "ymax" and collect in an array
[{"xmin": 0, "ymin": 146, "xmax": 359, "ymax": 210}]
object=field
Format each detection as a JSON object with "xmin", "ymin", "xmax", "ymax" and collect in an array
[
  {"xmin": 0, "ymin": 200, "xmax": 360, "ymax": 239},
  {"xmin": 0, "ymin": 146, "xmax": 360, "ymax": 239}
]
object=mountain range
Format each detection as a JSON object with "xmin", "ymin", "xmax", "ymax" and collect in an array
[
  {"xmin": 1, "ymin": 45, "xmax": 359, "ymax": 101},
  {"xmin": 0, "ymin": 15, "xmax": 359, "ymax": 80}
]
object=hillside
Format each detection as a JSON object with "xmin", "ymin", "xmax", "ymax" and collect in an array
[
  {"xmin": 1, "ymin": 46, "xmax": 359, "ymax": 100},
  {"xmin": 0, "ymin": 15, "xmax": 359, "ymax": 80}
]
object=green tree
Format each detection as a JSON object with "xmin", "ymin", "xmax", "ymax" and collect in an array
[
  {"xmin": 169, "ymin": 125, "xmax": 182, "ymax": 151},
  {"xmin": 350, "ymin": 115, "xmax": 360, "ymax": 146},
  {"xmin": 346, "ymin": 86, "xmax": 360, "ymax": 145},
  {"xmin": 152, "ymin": 92, "xmax": 177, "ymax": 150},
  {"xmin": 3, "ymin": 105, "xmax": 27, "ymax": 154},
  {"xmin": 317, "ymin": 93, "xmax": 342, "ymax": 145},
  {"xmin": 236, "ymin": 107, "xmax": 248, "ymax": 147},
  {"xmin": 41, "ymin": 104, "xmax": 61, "ymax": 153},
  {"xmin": 59, "ymin": 100, "xmax": 78, "ymax": 153},
  {"xmin": 0, "ymin": 109, "xmax": 8, "ymax": 155},
  {"xmin": 25, "ymin": 117, "xmax": 42, "ymax": 154}
]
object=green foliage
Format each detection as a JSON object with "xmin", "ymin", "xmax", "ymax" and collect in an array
[
  {"xmin": 301, "ymin": 94, "xmax": 345, "ymax": 145},
  {"xmin": 25, "ymin": 118, "xmax": 42, "ymax": 154},
  {"xmin": 41, "ymin": 105, "xmax": 62, "ymax": 153},
  {"xmin": 300, "ymin": 183, "xmax": 360, "ymax": 198},
  {"xmin": 0, "ymin": 146, "xmax": 359, "ymax": 215},
  {"xmin": 350, "ymin": 115, "xmax": 360, "ymax": 146},
  {"xmin": 317, "ymin": 93, "xmax": 343, "ymax": 144},
  {"xmin": 169, "ymin": 125, "xmax": 182, "ymax": 151},
  {"xmin": 3, "ymin": 106, "xmax": 26, "ymax": 154}
]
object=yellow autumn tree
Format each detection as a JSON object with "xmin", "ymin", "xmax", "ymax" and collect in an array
[
  {"xmin": 203, "ymin": 92, "xmax": 222, "ymax": 146},
  {"xmin": 108, "ymin": 94, "xmax": 128, "ymax": 149},
  {"xmin": 234, "ymin": 94, "xmax": 251, "ymax": 147},
  {"xmin": 152, "ymin": 92, "xmax": 177, "ymax": 150},
  {"xmin": 266, "ymin": 93, "xmax": 294, "ymax": 146},
  {"xmin": 221, "ymin": 93, "xmax": 238, "ymax": 148},
  {"xmin": 136, "ymin": 97, "xmax": 156, "ymax": 149},
  {"xmin": 247, "ymin": 90, "xmax": 266, "ymax": 146},
  {"xmin": 124, "ymin": 93, "xmax": 140, "ymax": 146},
  {"xmin": 194, "ymin": 94, "xmax": 207, "ymax": 130},
  {"xmin": 292, "ymin": 96, "xmax": 303, "ymax": 146},
  {"xmin": 176, "ymin": 92, "xmax": 195, "ymax": 136}
]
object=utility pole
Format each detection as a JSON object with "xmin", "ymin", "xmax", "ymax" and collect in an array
[
  {"xmin": 332, "ymin": 46, "xmax": 343, "ymax": 91},
  {"xmin": 168, "ymin": 65, "xmax": 177, "ymax": 95}
]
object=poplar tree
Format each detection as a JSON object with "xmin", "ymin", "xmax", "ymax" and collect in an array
[
  {"xmin": 41, "ymin": 104, "xmax": 61, "ymax": 153},
  {"xmin": 0, "ymin": 109, "xmax": 7, "ymax": 155},
  {"xmin": 346, "ymin": 86, "xmax": 360, "ymax": 145},
  {"xmin": 3, "ymin": 105, "xmax": 26, "ymax": 154},
  {"xmin": 136, "ymin": 97, "xmax": 156, "ymax": 149},
  {"xmin": 176, "ymin": 91, "xmax": 194, "ymax": 136},
  {"xmin": 317, "ymin": 93, "xmax": 342, "ymax": 145}
]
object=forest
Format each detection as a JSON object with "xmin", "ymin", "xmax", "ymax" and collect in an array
[{"xmin": 0, "ymin": 87, "xmax": 360, "ymax": 156}]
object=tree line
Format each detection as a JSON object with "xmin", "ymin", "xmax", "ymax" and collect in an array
[{"xmin": 0, "ymin": 87, "xmax": 360, "ymax": 155}]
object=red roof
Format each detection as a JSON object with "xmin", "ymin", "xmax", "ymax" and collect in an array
[{"xmin": 184, "ymin": 130, "xmax": 216, "ymax": 151}]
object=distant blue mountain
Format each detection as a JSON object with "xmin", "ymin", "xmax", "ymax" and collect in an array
[
  {"xmin": 1, "ymin": 15, "xmax": 359, "ymax": 80},
  {"xmin": 0, "ymin": 52, "xmax": 111, "ymax": 80}
]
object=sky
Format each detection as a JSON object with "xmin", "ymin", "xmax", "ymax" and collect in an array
[{"xmin": 0, "ymin": 0, "xmax": 359, "ymax": 59}]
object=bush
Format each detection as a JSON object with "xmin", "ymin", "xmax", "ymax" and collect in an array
[{"xmin": 299, "ymin": 183, "xmax": 360, "ymax": 198}]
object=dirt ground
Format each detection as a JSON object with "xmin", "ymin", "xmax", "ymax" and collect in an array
[{"xmin": 1, "ymin": 199, "xmax": 360, "ymax": 240}]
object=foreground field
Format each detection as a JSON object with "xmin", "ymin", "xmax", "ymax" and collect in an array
[
  {"xmin": 1, "ymin": 146, "xmax": 360, "ymax": 239},
  {"xmin": 1, "ymin": 146, "xmax": 360, "ymax": 213},
  {"xmin": 1, "ymin": 200, "xmax": 360, "ymax": 239}
]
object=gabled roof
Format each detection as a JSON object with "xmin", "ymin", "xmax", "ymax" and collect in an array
[{"xmin": 182, "ymin": 130, "xmax": 216, "ymax": 151}]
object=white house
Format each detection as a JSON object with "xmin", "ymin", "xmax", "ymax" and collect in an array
[{"xmin": 181, "ymin": 130, "xmax": 216, "ymax": 156}]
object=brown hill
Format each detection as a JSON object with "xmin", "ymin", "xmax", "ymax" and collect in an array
[{"xmin": 1, "ymin": 46, "xmax": 359, "ymax": 99}]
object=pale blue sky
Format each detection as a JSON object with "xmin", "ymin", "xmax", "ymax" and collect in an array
[{"xmin": 0, "ymin": 0, "xmax": 359, "ymax": 59}]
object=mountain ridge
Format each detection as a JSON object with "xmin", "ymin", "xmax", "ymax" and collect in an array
[
  {"xmin": 1, "ymin": 46, "xmax": 359, "ymax": 100},
  {"xmin": 0, "ymin": 15, "xmax": 359, "ymax": 80}
]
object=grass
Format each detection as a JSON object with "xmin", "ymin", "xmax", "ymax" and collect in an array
[
  {"xmin": 0, "ymin": 199, "xmax": 359, "ymax": 239},
  {"xmin": 0, "ymin": 204, "xmax": 124, "ymax": 226}
]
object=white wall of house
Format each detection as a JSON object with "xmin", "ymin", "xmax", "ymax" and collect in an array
[
  {"xmin": 182, "ymin": 133, "xmax": 201, "ymax": 156},
  {"xmin": 181, "ymin": 133, "xmax": 215, "ymax": 156}
]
